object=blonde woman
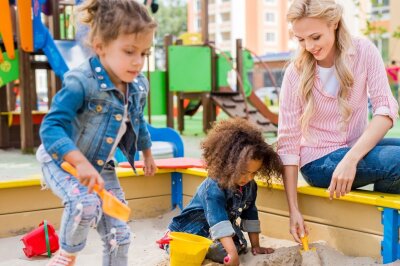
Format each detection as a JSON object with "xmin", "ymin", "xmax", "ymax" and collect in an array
[{"xmin": 277, "ymin": 0, "xmax": 399, "ymax": 243}]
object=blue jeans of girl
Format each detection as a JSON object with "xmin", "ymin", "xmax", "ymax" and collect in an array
[
  {"xmin": 300, "ymin": 138, "xmax": 400, "ymax": 194},
  {"xmin": 42, "ymin": 160, "xmax": 130, "ymax": 266}
]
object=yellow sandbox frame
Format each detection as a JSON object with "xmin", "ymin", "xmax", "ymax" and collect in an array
[{"xmin": 0, "ymin": 167, "xmax": 399, "ymax": 262}]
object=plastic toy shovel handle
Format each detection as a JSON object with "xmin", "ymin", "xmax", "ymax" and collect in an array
[
  {"xmin": 60, "ymin": 162, "xmax": 102, "ymax": 193},
  {"xmin": 61, "ymin": 161, "xmax": 131, "ymax": 222},
  {"xmin": 301, "ymin": 235, "xmax": 310, "ymax": 251}
]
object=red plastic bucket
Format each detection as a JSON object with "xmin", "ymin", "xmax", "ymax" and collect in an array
[{"xmin": 21, "ymin": 220, "xmax": 59, "ymax": 258}]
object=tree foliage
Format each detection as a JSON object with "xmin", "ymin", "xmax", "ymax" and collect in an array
[{"xmin": 153, "ymin": 0, "xmax": 188, "ymax": 45}]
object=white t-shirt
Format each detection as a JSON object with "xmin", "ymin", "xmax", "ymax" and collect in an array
[
  {"xmin": 317, "ymin": 65, "xmax": 339, "ymax": 97},
  {"xmin": 106, "ymin": 103, "xmax": 129, "ymax": 162}
]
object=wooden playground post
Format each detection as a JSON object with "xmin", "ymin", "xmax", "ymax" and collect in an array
[
  {"xmin": 14, "ymin": 3, "xmax": 37, "ymax": 153},
  {"xmin": 201, "ymin": 0, "xmax": 216, "ymax": 132},
  {"xmin": 207, "ymin": 32, "xmax": 217, "ymax": 131},
  {"xmin": 17, "ymin": 49, "xmax": 35, "ymax": 154},
  {"xmin": 201, "ymin": 0, "xmax": 209, "ymax": 44},
  {"xmin": 164, "ymin": 34, "xmax": 174, "ymax": 129},
  {"xmin": 6, "ymin": 82, "xmax": 16, "ymax": 111},
  {"xmin": 47, "ymin": 0, "xmax": 62, "ymax": 105},
  {"xmin": 0, "ymin": 86, "xmax": 10, "ymax": 148}
]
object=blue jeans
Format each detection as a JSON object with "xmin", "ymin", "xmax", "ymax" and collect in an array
[
  {"xmin": 42, "ymin": 160, "xmax": 131, "ymax": 266},
  {"xmin": 301, "ymin": 138, "xmax": 400, "ymax": 194}
]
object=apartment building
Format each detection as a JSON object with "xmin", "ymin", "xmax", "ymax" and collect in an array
[
  {"xmin": 188, "ymin": 0, "xmax": 368, "ymax": 56},
  {"xmin": 187, "ymin": 0, "xmax": 290, "ymax": 56}
]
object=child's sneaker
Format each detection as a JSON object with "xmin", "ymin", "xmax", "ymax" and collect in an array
[
  {"xmin": 156, "ymin": 231, "xmax": 171, "ymax": 250},
  {"xmin": 46, "ymin": 251, "xmax": 76, "ymax": 266}
]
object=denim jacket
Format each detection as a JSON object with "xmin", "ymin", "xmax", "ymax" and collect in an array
[
  {"xmin": 39, "ymin": 56, "xmax": 152, "ymax": 173},
  {"xmin": 168, "ymin": 177, "xmax": 260, "ymax": 247}
]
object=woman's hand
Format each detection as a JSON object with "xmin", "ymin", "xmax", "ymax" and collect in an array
[
  {"xmin": 251, "ymin": 246, "xmax": 274, "ymax": 255},
  {"xmin": 75, "ymin": 161, "xmax": 104, "ymax": 193},
  {"xmin": 328, "ymin": 157, "xmax": 357, "ymax": 199},
  {"xmin": 289, "ymin": 209, "xmax": 308, "ymax": 243}
]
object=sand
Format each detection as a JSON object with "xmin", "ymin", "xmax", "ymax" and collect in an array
[
  {"xmin": 156, "ymin": 238, "xmax": 385, "ymax": 266},
  {"xmin": 0, "ymin": 209, "xmax": 396, "ymax": 266}
]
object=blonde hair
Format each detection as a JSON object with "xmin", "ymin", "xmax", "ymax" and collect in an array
[
  {"xmin": 77, "ymin": 0, "xmax": 157, "ymax": 46},
  {"xmin": 287, "ymin": 0, "xmax": 354, "ymax": 133}
]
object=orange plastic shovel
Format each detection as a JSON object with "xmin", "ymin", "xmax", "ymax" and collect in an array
[{"xmin": 61, "ymin": 162, "xmax": 131, "ymax": 222}]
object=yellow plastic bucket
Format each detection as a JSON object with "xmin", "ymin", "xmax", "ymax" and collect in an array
[{"xmin": 169, "ymin": 232, "xmax": 213, "ymax": 266}]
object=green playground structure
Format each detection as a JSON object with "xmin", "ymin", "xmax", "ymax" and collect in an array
[
  {"xmin": 0, "ymin": 50, "xmax": 19, "ymax": 87},
  {"xmin": 138, "ymin": 42, "xmax": 278, "ymax": 135}
]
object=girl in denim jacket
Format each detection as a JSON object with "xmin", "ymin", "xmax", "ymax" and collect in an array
[
  {"xmin": 160, "ymin": 118, "xmax": 283, "ymax": 265},
  {"xmin": 36, "ymin": 1, "xmax": 157, "ymax": 265}
]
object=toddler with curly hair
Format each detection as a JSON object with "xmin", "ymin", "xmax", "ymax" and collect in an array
[{"xmin": 159, "ymin": 118, "xmax": 283, "ymax": 265}]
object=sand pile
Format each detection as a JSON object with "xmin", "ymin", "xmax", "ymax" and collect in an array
[{"xmin": 156, "ymin": 234, "xmax": 383, "ymax": 266}]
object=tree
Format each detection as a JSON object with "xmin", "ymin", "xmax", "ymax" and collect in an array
[
  {"xmin": 153, "ymin": 0, "xmax": 187, "ymax": 46},
  {"xmin": 352, "ymin": 0, "xmax": 400, "ymax": 63},
  {"xmin": 150, "ymin": 0, "xmax": 187, "ymax": 69}
]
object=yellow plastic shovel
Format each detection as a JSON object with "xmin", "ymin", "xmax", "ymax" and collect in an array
[
  {"xmin": 61, "ymin": 162, "xmax": 131, "ymax": 222},
  {"xmin": 300, "ymin": 235, "xmax": 322, "ymax": 266}
]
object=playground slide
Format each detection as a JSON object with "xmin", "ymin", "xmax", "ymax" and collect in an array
[
  {"xmin": 33, "ymin": 0, "xmax": 69, "ymax": 78},
  {"xmin": 53, "ymin": 40, "xmax": 88, "ymax": 70},
  {"xmin": 248, "ymin": 91, "xmax": 278, "ymax": 125},
  {"xmin": 211, "ymin": 92, "xmax": 278, "ymax": 133}
]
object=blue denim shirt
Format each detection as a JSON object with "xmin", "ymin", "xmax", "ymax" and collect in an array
[
  {"xmin": 39, "ymin": 56, "xmax": 152, "ymax": 173},
  {"xmin": 168, "ymin": 177, "xmax": 260, "ymax": 246}
]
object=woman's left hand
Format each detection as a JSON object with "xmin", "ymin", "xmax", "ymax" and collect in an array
[
  {"xmin": 328, "ymin": 157, "xmax": 357, "ymax": 199},
  {"xmin": 251, "ymin": 246, "xmax": 274, "ymax": 255},
  {"xmin": 143, "ymin": 155, "xmax": 157, "ymax": 176}
]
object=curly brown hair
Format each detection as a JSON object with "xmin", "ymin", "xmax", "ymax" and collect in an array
[{"xmin": 201, "ymin": 118, "xmax": 283, "ymax": 189}]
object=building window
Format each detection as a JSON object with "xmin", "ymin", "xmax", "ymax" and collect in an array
[
  {"xmin": 221, "ymin": 32, "xmax": 231, "ymax": 41},
  {"xmin": 372, "ymin": 0, "xmax": 390, "ymax": 7},
  {"xmin": 265, "ymin": 12, "xmax": 275, "ymax": 23},
  {"xmin": 263, "ymin": 69, "xmax": 285, "ymax": 87},
  {"xmin": 370, "ymin": 5, "xmax": 390, "ymax": 21},
  {"xmin": 209, "ymin": 14, "xmax": 215, "ymax": 23},
  {"xmin": 196, "ymin": 0, "xmax": 201, "ymax": 11},
  {"xmin": 265, "ymin": 32, "xmax": 276, "ymax": 43},
  {"xmin": 220, "ymin": 12, "xmax": 230, "ymax": 22},
  {"xmin": 196, "ymin": 18, "xmax": 202, "ymax": 31}
]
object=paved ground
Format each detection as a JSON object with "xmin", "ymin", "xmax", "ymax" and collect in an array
[{"xmin": 0, "ymin": 114, "xmax": 278, "ymax": 181}]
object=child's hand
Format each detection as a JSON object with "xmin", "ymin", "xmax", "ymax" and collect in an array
[
  {"xmin": 143, "ymin": 154, "xmax": 157, "ymax": 176},
  {"xmin": 251, "ymin": 246, "xmax": 274, "ymax": 255},
  {"xmin": 75, "ymin": 162, "xmax": 104, "ymax": 193},
  {"xmin": 224, "ymin": 253, "xmax": 239, "ymax": 266}
]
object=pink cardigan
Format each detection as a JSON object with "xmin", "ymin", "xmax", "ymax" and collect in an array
[{"xmin": 277, "ymin": 38, "xmax": 399, "ymax": 167}]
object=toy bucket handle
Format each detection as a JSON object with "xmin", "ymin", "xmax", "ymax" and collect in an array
[{"xmin": 43, "ymin": 220, "xmax": 52, "ymax": 258}]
